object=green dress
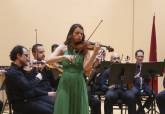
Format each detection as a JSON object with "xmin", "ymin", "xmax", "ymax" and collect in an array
[{"xmin": 54, "ymin": 50, "xmax": 89, "ymax": 114}]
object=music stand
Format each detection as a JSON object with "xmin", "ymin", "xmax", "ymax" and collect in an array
[
  {"xmin": 99, "ymin": 61, "xmax": 111, "ymax": 72},
  {"xmin": 141, "ymin": 62, "xmax": 165, "ymax": 79},
  {"xmin": 140, "ymin": 61, "xmax": 165, "ymax": 114},
  {"xmin": 123, "ymin": 63, "xmax": 136, "ymax": 84},
  {"xmin": 108, "ymin": 63, "xmax": 136, "ymax": 86},
  {"xmin": 108, "ymin": 63, "xmax": 125, "ymax": 86}
]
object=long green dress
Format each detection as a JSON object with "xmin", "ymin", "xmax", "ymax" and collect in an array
[{"xmin": 54, "ymin": 50, "xmax": 89, "ymax": 114}]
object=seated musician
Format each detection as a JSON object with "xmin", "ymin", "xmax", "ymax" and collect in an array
[
  {"xmin": 131, "ymin": 49, "xmax": 154, "ymax": 114},
  {"xmin": 101, "ymin": 52, "xmax": 136, "ymax": 114},
  {"xmin": 88, "ymin": 49, "xmax": 106, "ymax": 114},
  {"xmin": 156, "ymin": 73, "xmax": 165, "ymax": 114},
  {"xmin": 5, "ymin": 45, "xmax": 55, "ymax": 114},
  {"xmin": 31, "ymin": 44, "xmax": 59, "ymax": 105}
]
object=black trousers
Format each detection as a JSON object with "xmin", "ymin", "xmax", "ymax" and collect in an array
[
  {"xmin": 89, "ymin": 95, "xmax": 101, "ymax": 114},
  {"xmin": 13, "ymin": 96, "xmax": 54, "ymax": 114},
  {"xmin": 104, "ymin": 88, "xmax": 136, "ymax": 114},
  {"xmin": 35, "ymin": 96, "xmax": 54, "ymax": 105}
]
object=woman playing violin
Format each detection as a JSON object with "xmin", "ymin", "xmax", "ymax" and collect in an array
[{"xmin": 47, "ymin": 24, "xmax": 101, "ymax": 114}]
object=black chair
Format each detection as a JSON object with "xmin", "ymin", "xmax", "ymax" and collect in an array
[
  {"xmin": 0, "ymin": 79, "xmax": 10, "ymax": 114},
  {"xmin": 1, "ymin": 80, "xmax": 23, "ymax": 114},
  {"xmin": 0, "ymin": 80, "xmax": 10, "ymax": 114},
  {"xmin": 2, "ymin": 99, "xmax": 23, "ymax": 114},
  {"xmin": 95, "ymin": 91, "xmax": 105, "ymax": 100},
  {"xmin": 136, "ymin": 91, "xmax": 158, "ymax": 114},
  {"xmin": 112, "ymin": 99, "xmax": 127, "ymax": 114},
  {"xmin": 95, "ymin": 91, "xmax": 127, "ymax": 114}
]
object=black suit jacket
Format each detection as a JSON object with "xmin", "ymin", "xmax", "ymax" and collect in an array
[{"xmin": 5, "ymin": 63, "xmax": 48, "ymax": 103}]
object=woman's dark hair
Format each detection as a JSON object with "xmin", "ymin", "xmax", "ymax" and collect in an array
[
  {"xmin": 64, "ymin": 24, "xmax": 85, "ymax": 53},
  {"xmin": 10, "ymin": 45, "xmax": 27, "ymax": 61}
]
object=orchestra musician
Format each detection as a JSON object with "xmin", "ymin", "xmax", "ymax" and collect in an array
[
  {"xmin": 156, "ymin": 72, "xmax": 165, "ymax": 114},
  {"xmin": 5, "ymin": 45, "xmax": 55, "ymax": 114},
  {"xmin": 130, "ymin": 49, "xmax": 154, "ymax": 114},
  {"xmin": 31, "ymin": 44, "xmax": 56, "ymax": 104},
  {"xmin": 101, "ymin": 52, "xmax": 136, "ymax": 114}
]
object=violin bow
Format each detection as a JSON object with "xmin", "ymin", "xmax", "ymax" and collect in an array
[{"xmin": 86, "ymin": 19, "xmax": 103, "ymax": 41}]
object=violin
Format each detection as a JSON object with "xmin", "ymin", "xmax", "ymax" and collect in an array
[
  {"xmin": 24, "ymin": 60, "xmax": 63, "ymax": 73},
  {"xmin": 84, "ymin": 48, "xmax": 106, "ymax": 77},
  {"xmin": 72, "ymin": 40, "xmax": 114, "ymax": 52},
  {"xmin": 0, "ymin": 66, "xmax": 9, "ymax": 75}
]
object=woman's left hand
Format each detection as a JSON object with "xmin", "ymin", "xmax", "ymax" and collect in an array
[{"xmin": 93, "ymin": 42, "xmax": 101, "ymax": 54}]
